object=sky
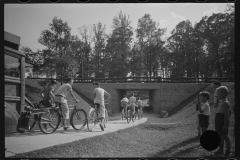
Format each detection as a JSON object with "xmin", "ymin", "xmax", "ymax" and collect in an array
[{"xmin": 4, "ymin": 3, "xmax": 232, "ymax": 52}]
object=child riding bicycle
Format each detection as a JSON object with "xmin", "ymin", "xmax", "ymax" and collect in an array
[
  {"xmin": 54, "ymin": 77, "xmax": 79, "ymax": 131},
  {"xmin": 120, "ymin": 95, "xmax": 129, "ymax": 118},
  {"xmin": 128, "ymin": 93, "xmax": 136, "ymax": 118},
  {"xmin": 93, "ymin": 82, "xmax": 111, "ymax": 131}
]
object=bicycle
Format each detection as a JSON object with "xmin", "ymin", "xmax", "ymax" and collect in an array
[
  {"xmin": 20, "ymin": 100, "xmax": 60, "ymax": 134},
  {"xmin": 48, "ymin": 100, "xmax": 88, "ymax": 131},
  {"xmin": 134, "ymin": 106, "xmax": 141, "ymax": 120},
  {"xmin": 121, "ymin": 104, "xmax": 128, "ymax": 121},
  {"xmin": 87, "ymin": 99, "xmax": 110, "ymax": 132},
  {"xmin": 127, "ymin": 104, "xmax": 135, "ymax": 123}
]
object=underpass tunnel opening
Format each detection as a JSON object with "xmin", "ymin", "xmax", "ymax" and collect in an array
[{"xmin": 116, "ymin": 89, "xmax": 153, "ymax": 113}]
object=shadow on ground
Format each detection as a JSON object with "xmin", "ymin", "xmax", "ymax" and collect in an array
[{"xmin": 150, "ymin": 136, "xmax": 199, "ymax": 157}]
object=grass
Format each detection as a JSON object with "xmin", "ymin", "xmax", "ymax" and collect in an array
[{"xmin": 10, "ymin": 82, "xmax": 235, "ymax": 158}]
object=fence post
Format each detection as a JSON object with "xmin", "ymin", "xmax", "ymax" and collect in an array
[
  {"xmin": 157, "ymin": 76, "xmax": 162, "ymax": 83},
  {"xmin": 61, "ymin": 77, "xmax": 63, "ymax": 85}
]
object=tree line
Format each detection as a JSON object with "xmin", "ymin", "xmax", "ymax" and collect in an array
[{"xmin": 21, "ymin": 4, "xmax": 234, "ymax": 79}]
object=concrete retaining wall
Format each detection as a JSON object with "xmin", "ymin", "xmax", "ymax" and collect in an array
[{"xmin": 72, "ymin": 83, "xmax": 209, "ymax": 114}]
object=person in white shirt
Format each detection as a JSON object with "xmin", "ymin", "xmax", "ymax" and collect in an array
[
  {"xmin": 55, "ymin": 78, "xmax": 79, "ymax": 130},
  {"xmin": 93, "ymin": 82, "xmax": 111, "ymax": 131},
  {"xmin": 120, "ymin": 95, "xmax": 129, "ymax": 118},
  {"xmin": 197, "ymin": 91, "xmax": 211, "ymax": 136},
  {"xmin": 128, "ymin": 93, "xmax": 136, "ymax": 119},
  {"xmin": 136, "ymin": 97, "xmax": 143, "ymax": 117}
]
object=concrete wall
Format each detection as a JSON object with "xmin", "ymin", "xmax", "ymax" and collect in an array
[{"xmin": 72, "ymin": 83, "xmax": 209, "ymax": 114}]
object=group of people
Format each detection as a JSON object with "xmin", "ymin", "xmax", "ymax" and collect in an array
[
  {"xmin": 196, "ymin": 81, "xmax": 232, "ymax": 156},
  {"xmin": 40, "ymin": 78, "xmax": 110, "ymax": 132},
  {"xmin": 120, "ymin": 93, "xmax": 144, "ymax": 120}
]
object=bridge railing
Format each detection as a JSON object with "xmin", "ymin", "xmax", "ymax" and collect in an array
[{"xmin": 27, "ymin": 76, "xmax": 234, "ymax": 83}]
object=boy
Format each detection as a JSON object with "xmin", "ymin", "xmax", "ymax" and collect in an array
[
  {"xmin": 55, "ymin": 77, "xmax": 79, "ymax": 130},
  {"xmin": 214, "ymin": 86, "xmax": 231, "ymax": 156},
  {"xmin": 213, "ymin": 81, "xmax": 221, "ymax": 108},
  {"xmin": 120, "ymin": 95, "xmax": 129, "ymax": 118},
  {"xmin": 136, "ymin": 97, "xmax": 143, "ymax": 118},
  {"xmin": 128, "ymin": 93, "xmax": 136, "ymax": 121},
  {"xmin": 93, "ymin": 82, "xmax": 111, "ymax": 131},
  {"xmin": 41, "ymin": 80, "xmax": 57, "ymax": 107},
  {"xmin": 197, "ymin": 91, "xmax": 211, "ymax": 137}
]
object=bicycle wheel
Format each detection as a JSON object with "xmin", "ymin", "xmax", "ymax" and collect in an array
[
  {"xmin": 87, "ymin": 109, "xmax": 97, "ymax": 132},
  {"xmin": 127, "ymin": 110, "xmax": 131, "ymax": 123},
  {"xmin": 47, "ymin": 109, "xmax": 61, "ymax": 129},
  {"xmin": 103, "ymin": 109, "xmax": 108, "ymax": 128},
  {"xmin": 70, "ymin": 109, "xmax": 87, "ymax": 130},
  {"xmin": 39, "ymin": 111, "xmax": 61, "ymax": 134}
]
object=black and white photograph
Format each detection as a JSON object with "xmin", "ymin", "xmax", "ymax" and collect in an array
[{"xmin": 4, "ymin": 3, "xmax": 235, "ymax": 158}]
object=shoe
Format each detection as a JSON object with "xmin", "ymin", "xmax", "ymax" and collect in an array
[
  {"xmin": 63, "ymin": 126, "xmax": 68, "ymax": 131},
  {"xmin": 100, "ymin": 124, "xmax": 104, "ymax": 131}
]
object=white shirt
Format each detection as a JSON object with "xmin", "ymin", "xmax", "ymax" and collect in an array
[
  {"xmin": 94, "ymin": 87, "xmax": 105, "ymax": 105},
  {"xmin": 198, "ymin": 101, "xmax": 211, "ymax": 116},
  {"xmin": 129, "ymin": 96, "xmax": 136, "ymax": 104},
  {"xmin": 55, "ymin": 83, "xmax": 72, "ymax": 97},
  {"xmin": 136, "ymin": 100, "xmax": 143, "ymax": 106},
  {"xmin": 121, "ymin": 98, "xmax": 129, "ymax": 103}
]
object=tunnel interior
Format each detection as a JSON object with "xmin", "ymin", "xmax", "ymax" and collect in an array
[{"xmin": 116, "ymin": 89, "xmax": 153, "ymax": 113}]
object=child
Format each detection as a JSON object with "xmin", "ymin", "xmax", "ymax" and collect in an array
[
  {"xmin": 41, "ymin": 80, "xmax": 57, "ymax": 107},
  {"xmin": 120, "ymin": 95, "xmax": 129, "ymax": 118},
  {"xmin": 214, "ymin": 86, "xmax": 231, "ymax": 156},
  {"xmin": 197, "ymin": 91, "xmax": 211, "ymax": 137},
  {"xmin": 136, "ymin": 97, "xmax": 143, "ymax": 117}
]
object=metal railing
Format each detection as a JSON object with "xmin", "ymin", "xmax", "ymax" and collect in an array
[{"xmin": 27, "ymin": 76, "xmax": 235, "ymax": 83}]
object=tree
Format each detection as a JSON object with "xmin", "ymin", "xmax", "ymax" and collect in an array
[
  {"xmin": 105, "ymin": 11, "xmax": 133, "ymax": 78},
  {"xmin": 38, "ymin": 17, "xmax": 74, "ymax": 78},
  {"xmin": 136, "ymin": 14, "xmax": 166, "ymax": 78}
]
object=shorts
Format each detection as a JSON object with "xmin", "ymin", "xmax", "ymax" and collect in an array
[
  {"xmin": 128, "ymin": 104, "xmax": 135, "ymax": 112},
  {"xmin": 94, "ymin": 103, "xmax": 105, "ymax": 118},
  {"xmin": 198, "ymin": 114, "xmax": 209, "ymax": 128},
  {"xmin": 215, "ymin": 113, "xmax": 229, "ymax": 135},
  {"xmin": 54, "ymin": 96, "xmax": 69, "ymax": 119}
]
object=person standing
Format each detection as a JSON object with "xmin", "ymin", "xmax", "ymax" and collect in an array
[
  {"xmin": 55, "ymin": 77, "xmax": 79, "ymax": 131},
  {"xmin": 214, "ymin": 86, "xmax": 232, "ymax": 156},
  {"xmin": 197, "ymin": 91, "xmax": 211, "ymax": 137},
  {"xmin": 93, "ymin": 82, "xmax": 111, "ymax": 131}
]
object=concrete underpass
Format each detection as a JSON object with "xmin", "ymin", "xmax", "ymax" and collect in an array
[{"xmin": 72, "ymin": 83, "xmax": 209, "ymax": 115}]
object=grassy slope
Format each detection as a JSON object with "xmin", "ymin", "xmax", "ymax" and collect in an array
[{"xmin": 12, "ymin": 82, "xmax": 235, "ymax": 158}]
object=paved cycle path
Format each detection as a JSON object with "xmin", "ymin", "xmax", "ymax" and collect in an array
[{"xmin": 5, "ymin": 117, "xmax": 147, "ymax": 157}]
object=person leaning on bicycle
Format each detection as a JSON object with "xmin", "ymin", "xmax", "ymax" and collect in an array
[
  {"xmin": 128, "ymin": 93, "xmax": 136, "ymax": 117},
  {"xmin": 93, "ymin": 82, "xmax": 111, "ymax": 131},
  {"xmin": 120, "ymin": 95, "xmax": 129, "ymax": 118},
  {"xmin": 54, "ymin": 77, "xmax": 79, "ymax": 131}
]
